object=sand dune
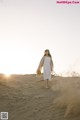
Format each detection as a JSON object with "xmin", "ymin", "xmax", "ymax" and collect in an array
[{"xmin": 0, "ymin": 74, "xmax": 80, "ymax": 120}]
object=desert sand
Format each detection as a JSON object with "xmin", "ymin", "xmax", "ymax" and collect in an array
[{"xmin": 0, "ymin": 74, "xmax": 80, "ymax": 120}]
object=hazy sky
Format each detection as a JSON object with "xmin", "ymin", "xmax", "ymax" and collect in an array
[{"xmin": 0, "ymin": 0, "xmax": 80, "ymax": 74}]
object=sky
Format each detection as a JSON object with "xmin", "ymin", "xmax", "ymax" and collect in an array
[{"xmin": 0, "ymin": 0, "xmax": 80, "ymax": 75}]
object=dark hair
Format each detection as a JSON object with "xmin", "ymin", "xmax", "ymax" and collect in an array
[{"xmin": 44, "ymin": 49, "xmax": 52, "ymax": 57}]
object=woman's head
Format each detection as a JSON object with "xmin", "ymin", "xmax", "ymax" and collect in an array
[{"xmin": 44, "ymin": 49, "xmax": 51, "ymax": 57}]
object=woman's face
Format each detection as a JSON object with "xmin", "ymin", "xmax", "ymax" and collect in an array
[{"xmin": 45, "ymin": 50, "xmax": 49, "ymax": 55}]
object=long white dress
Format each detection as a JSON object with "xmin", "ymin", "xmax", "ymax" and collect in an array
[{"xmin": 43, "ymin": 56, "xmax": 51, "ymax": 80}]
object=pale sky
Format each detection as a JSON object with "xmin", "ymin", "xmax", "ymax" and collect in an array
[{"xmin": 0, "ymin": 0, "xmax": 80, "ymax": 75}]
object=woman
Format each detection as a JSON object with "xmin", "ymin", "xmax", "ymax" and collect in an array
[{"xmin": 36, "ymin": 49, "xmax": 53, "ymax": 88}]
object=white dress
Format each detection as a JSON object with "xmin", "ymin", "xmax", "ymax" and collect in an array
[{"xmin": 43, "ymin": 56, "xmax": 51, "ymax": 80}]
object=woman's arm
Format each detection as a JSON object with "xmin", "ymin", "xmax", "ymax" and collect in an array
[
  {"xmin": 50, "ymin": 57, "xmax": 54, "ymax": 71},
  {"xmin": 37, "ymin": 56, "xmax": 44, "ymax": 70},
  {"xmin": 36, "ymin": 56, "xmax": 44, "ymax": 74}
]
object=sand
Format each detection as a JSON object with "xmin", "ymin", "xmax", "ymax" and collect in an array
[{"xmin": 0, "ymin": 74, "xmax": 80, "ymax": 120}]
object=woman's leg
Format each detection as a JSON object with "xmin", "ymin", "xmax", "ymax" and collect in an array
[{"xmin": 44, "ymin": 79, "xmax": 49, "ymax": 88}]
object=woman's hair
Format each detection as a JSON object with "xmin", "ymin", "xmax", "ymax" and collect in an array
[{"xmin": 44, "ymin": 49, "xmax": 52, "ymax": 57}]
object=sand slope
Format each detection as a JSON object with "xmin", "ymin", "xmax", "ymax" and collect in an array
[{"xmin": 0, "ymin": 74, "xmax": 80, "ymax": 120}]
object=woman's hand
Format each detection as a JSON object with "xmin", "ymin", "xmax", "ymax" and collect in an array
[{"xmin": 36, "ymin": 68, "xmax": 41, "ymax": 75}]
